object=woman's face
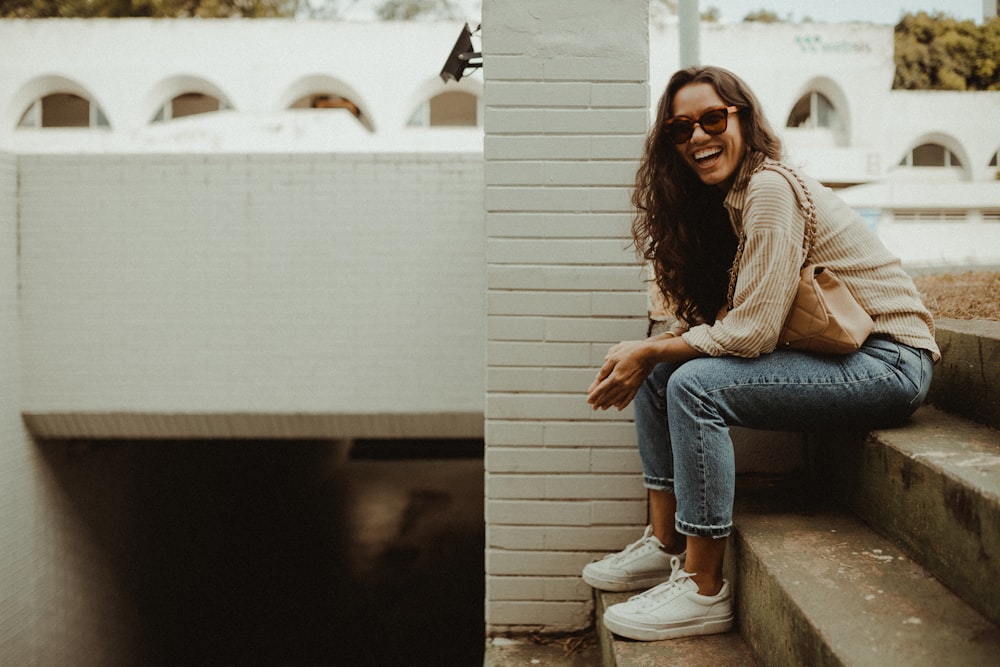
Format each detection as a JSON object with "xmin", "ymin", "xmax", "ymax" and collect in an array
[{"xmin": 669, "ymin": 82, "xmax": 745, "ymax": 192}]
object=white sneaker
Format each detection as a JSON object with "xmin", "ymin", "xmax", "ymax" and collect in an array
[
  {"xmin": 582, "ymin": 526, "xmax": 685, "ymax": 592},
  {"xmin": 602, "ymin": 556, "xmax": 733, "ymax": 641}
]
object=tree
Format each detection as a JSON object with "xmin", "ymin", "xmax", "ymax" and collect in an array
[
  {"xmin": 743, "ymin": 10, "xmax": 783, "ymax": 23},
  {"xmin": 374, "ymin": 0, "xmax": 461, "ymax": 21},
  {"xmin": 0, "ymin": 0, "xmax": 300, "ymax": 17},
  {"xmin": 894, "ymin": 12, "xmax": 1000, "ymax": 90}
]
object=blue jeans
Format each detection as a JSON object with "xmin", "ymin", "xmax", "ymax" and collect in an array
[{"xmin": 633, "ymin": 336, "xmax": 934, "ymax": 538}]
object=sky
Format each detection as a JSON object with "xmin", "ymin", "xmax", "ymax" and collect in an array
[{"xmin": 335, "ymin": 1, "xmax": 989, "ymax": 24}]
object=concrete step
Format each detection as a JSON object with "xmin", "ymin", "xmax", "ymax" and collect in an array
[
  {"xmin": 929, "ymin": 319, "xmax": 1000, "ymax": 430},
  {"xmin": 730, "ymin": 503, "xmax": 1000, "ymax": 666},
  {"xmin": 595, "ymin": 587, "xmax": 759, "ymax": 666},
  {"xmin": 483, "ymin": 634, "xmax": 602, "ymax": 666},
  {"xmin": 809, "ymin": 404, "xmax": 1000, "ymax": 625},
  {"xmin": 595, "ymin": 485, "xmax": 1000, "ymax": 667}
]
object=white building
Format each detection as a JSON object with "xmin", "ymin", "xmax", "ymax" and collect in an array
[
  {"xmin": 1, "ymin": 9, "xmax": 999, "ymax": 659},
  {"xmin": 2, "ymin": 18, "xmax": 998, "ymax": 266}
]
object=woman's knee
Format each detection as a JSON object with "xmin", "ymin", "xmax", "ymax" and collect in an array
[{"xmin": 665, "ymin": 357, "xmax": 713, "ymax": 401}]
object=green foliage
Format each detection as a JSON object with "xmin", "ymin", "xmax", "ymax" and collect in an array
[
  {"xmin": 743, "ymin": 10, "xmax": 782, "ymax": 23},
  {"xmin": 0, "ymin": 0, "xmax": 300, "ymax": 17},
  {"xmin": 700, "ymin": 6, "xmax": 720, "ymax": 23},
  {"xmin": 374, "ymin": 0, "xmax": 460, "ymax": 21},
  {"xmin": 894, "ymin": 12, "xmax": 1000, "ymax": 90}
]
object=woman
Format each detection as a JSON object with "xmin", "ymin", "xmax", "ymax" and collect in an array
[{"xmin": 583, "ymin": 66, "xmax": 939, "ymax": 642}]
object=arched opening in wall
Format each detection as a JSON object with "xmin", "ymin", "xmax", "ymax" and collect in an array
[
  {"xmin": 788, "ymin": 90, "xmax": 841, "ymax": 129},
  {"xmin": 786, "ymin": 90, "xmax": 846, "ymax": 142},
  {"xmin": 899, "ymin": 143, "xmax": 963, "ymax": 168},
  {"xmin": 152, "ymin": 93, "xmax": 230, "ymax": 122},
  {"xmin": 289, "ymin": 93, "xmax": 372, "ymax": 130},
  {"xmin": 17, "ymin": 92, "xmax": 110, "ymax": 128},
  {"xmin": 408, "ymin": 91, "xmax": 479, "ymax": 127},
  {"xmin": 895, "ymin": 141, "xmax": 971, "ymax": 182}
]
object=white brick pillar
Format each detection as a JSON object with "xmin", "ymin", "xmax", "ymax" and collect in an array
[{"xmin": 483, "ymin": 0, "xmax": 651, "ymax": 633}]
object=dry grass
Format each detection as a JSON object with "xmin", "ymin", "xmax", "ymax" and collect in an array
[{"xmin": 912, "ymin": 271, "xmax": 1000, "ymax": 321}]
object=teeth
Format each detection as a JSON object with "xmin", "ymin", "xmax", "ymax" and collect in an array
[{"xmin": 694, "ymin": 147, "xmax": 722, "ymax": 161}]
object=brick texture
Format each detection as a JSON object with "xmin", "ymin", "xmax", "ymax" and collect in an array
[
  {"xmin": 0, "ymin": 151, "xmax": 33, "ymax": 666},
  {"xmin": 1, "ymin": 152, "xmax": 154, "ymax": 665},
  {"xmin": 483, "ymin": 0, "xmax": 651, "ymax": 633},
  {"xmin": 17, "ymin": 152, "xmax": 485, "ymax": 439}
]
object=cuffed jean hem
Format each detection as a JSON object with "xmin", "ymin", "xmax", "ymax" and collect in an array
[
  {"xmin": 676, "ymin": 518, "xmax": 732, "ymax": 539},
  {"xmin": 642, "ymin": 476, "xmax": 674, "ymax": 492}
]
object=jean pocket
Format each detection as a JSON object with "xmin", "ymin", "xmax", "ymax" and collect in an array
[{"xmin": 860, "ymin": 337, "xmax": 902, "ymax": 371}]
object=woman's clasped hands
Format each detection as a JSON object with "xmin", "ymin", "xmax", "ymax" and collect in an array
[{"xmin": 587, "ymin": 339, "xmax": 655, "ymax": 412}]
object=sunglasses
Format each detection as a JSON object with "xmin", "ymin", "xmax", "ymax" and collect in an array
[{"xmin": 664, "ymin": 106, "xmax": 739, "ymax": 144}]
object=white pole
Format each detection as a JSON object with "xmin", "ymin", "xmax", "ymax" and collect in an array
[{"xmin": 678, "ymin": 0, "xmax": 700, "ymax": 67}]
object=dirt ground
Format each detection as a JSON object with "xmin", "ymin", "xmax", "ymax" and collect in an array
[{"xmin": 912, "ymin": 271, "xmax": 1000, "ymax": 322}]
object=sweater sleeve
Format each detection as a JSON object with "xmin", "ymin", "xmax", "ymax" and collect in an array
[{"xmin": 681, "ymin": 170, "xmax": 804, "ymax": 357}]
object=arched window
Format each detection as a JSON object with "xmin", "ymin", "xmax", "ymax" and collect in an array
[
  {"xmin": 787, "ymin": 91, "xmax": 838, "ymax": 130},
  {"xmin": 899, "ymin": 143, "xmax": 963, "ymax": 168},
  {"xmin": 287, "ymin": 92, "xmax": 374, "ymax": 132},
  {"xmin": 17, "ymin": 93, "xmax": 110, "ymax": 129},
  {"xmin": 408, "ymin": 91, "xmax": 479, "ymax": 127},
  {"xmin": 152, "ymin": 93, "xmax": 229, "ymax": 122},
  {"xmin": 290, "ymin": 93, "xmax": 361, "ymax": 117}
]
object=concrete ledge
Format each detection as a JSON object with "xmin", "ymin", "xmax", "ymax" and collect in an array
[
  {"xmin": 483, "ymin": 635, "xmax": 601, "ymax": 667},
  {"xmin": 930, "ymin": 319, "xmax": 1000, "ymax": 430},
  {"xmin": 22, "ymin": 411, "xmax": 484, "ymax": 440},
  {"xmin": 730, "ymin": 504, "xmax": 1000, "ymax": 667},
  {"xmin": 810, "ymin": 405, "xmax": 1000, "ymax": 626}
]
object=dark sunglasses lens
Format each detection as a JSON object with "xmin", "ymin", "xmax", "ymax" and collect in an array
[
  {"xmin": 700, "ymin": 109, "xmax": 728, "ymax": 134},
  {"xmin": 666, "ymin": 121, "xmax": 694, "ymax": 144}
]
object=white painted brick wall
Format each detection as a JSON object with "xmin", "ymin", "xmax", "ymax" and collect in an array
[
  {"xmin": 483, "ymin": 0, "xmax": 652, "ymax": 633},
  {"xmin": 4, "ymin": 153, "xmax": 145, "ymax": 665},
  {"xmin": 0, "ymin": 151, "xmax": 32, "ymax": 666},
  {"xmin": 18, "ymin": 152, "xmax": 485, "ymax": 439}
]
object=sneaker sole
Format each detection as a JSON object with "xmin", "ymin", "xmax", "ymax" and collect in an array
[
  {"xmin": 581, "ymin": 570, "xmax": 673, "ymax": 592},
  {"xmin": 602, "ymin": 610, "xmax": 734, "ymax": 642}
]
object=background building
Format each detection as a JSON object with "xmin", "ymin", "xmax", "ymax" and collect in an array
[
  {"xmin": 1, "ymin": 6, "xmax": 998, "ymax": 660},
  {"xmin": 3, "ymin": 17, "xmax": 997, "ymax": 265}
]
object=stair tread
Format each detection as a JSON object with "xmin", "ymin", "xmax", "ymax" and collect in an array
[
  {"xmin": 874, "ymin": 404, "xmax": 1000, "ymax": 500},
  {"xmin": 824, "ymin": 404, "xmax": 1000, "ymax": 625},
  {"xmin": 733, "ymin": 504, "xmax": 1000, "ymax": 666},
  {"xmin": 596, "ymin": 590, "xmax": 758, "ymax": 666}
]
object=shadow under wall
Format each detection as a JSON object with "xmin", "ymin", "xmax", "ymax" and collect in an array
[{"xmin": 34, "ymin": 437, "xmax": 485, "ymax": 667}]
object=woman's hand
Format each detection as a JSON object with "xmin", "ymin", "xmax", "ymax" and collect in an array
[{"xmin": 587, "ymin": 340, "xmax": 655, "ymax": 411}]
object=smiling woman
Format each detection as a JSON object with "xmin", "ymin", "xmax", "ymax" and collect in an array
[{"xmin": 583, "ymin": 65, "xmax": 941, "ymax": 644}]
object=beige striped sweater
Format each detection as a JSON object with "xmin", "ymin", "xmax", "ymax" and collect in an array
[{"xmin": 679, "ymin": 154, "xmax": 941, "ymax": 361}]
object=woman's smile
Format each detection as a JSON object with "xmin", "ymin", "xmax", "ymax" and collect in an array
[{"xmin": 693, "ymin": 146, "xmax": 723, "ymax": 167}]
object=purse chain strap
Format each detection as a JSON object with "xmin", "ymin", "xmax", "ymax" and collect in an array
[{"xmin": 726, "ymin": 161, "xmax": 818, "ymax": 309}]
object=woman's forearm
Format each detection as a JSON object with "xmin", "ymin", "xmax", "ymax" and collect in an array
[{"xmin": 641, "ymin": 331, "xmax": 705, "ymax": 366}]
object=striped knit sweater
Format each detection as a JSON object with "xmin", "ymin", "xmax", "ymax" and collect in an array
[{"xmin": 679, "ymin": 154, "xmax": 941, "ymax": 361}]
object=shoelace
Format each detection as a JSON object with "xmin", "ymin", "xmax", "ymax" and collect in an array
[
  {"xmin": 601, "ymin": 528, "xmax": 657, "ymax": 564},
  {"xmin": 628, "ymin": 556, "xmax": 692, "ymax": 607}
]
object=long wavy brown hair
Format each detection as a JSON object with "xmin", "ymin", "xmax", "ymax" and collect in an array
[{"xmin": 633, "ymin": 66, "xmax": 782, "ymax": 326}]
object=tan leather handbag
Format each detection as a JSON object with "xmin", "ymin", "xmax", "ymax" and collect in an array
[{"xmin": 727, "ymin": 162, "xmax": 874, "ymax": 355}]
